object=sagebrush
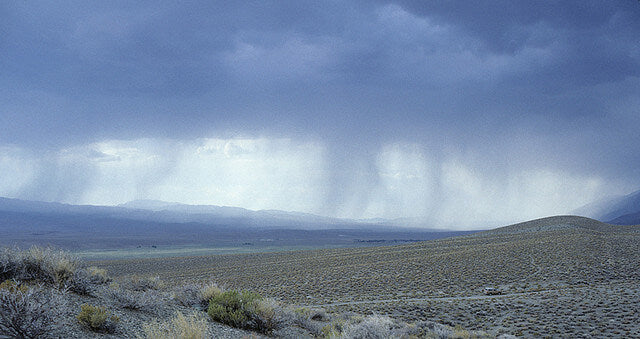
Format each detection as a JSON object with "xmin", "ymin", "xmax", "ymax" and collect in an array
[{"xmin": 0, "ymin": 283, "xmax": 63, "ymax": 339}]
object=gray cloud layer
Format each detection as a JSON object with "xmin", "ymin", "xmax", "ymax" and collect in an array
[{"xmin": 1, "ymin": 1, "xmax": 639, "ymax": 226}]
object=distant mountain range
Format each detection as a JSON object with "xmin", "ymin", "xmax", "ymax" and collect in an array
[
  {"xmin": 0, "ymin": 197, "xmax": 471, "ymax": 253},
  {"xmin": 0, "ymin": 197, "xmax": 441, "ymax": 234},
  {"xmin": 572, "ymin": 189, "xmax": 640, "ymax": 225}
]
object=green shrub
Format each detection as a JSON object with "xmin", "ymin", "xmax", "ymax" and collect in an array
[
  {"xmin": 77, "ymin": 304, "xmax": 119, "ymax": 333},
  {"xmin": 208, "ymin": 302, "xmax": 247, "ymax": 328},
  {"xmin": 207, "ymin": 290, "xmax": 274, "ymax": 332}
]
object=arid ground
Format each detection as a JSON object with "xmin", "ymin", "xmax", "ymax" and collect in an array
[{"xmin": 95, "ymin": 216, "xmax": 640, "ymax": 337}]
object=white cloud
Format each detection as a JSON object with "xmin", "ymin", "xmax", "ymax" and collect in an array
[
  {"xmin": 435, "ymin": 158, "xmax": 604, "ymax": 227},
  {"xmin": 0, "ymin": 139, "xmax": 615, "ymax": 229},
  {"xmin": 0, "ymin": 146, "xmax": 39, "ymax": 197}
]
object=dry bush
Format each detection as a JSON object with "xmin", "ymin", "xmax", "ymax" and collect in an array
[
  {"xmin": 199, "ymin": 282, "xmax": 222, "ymax": 303},
  {"xmin": 0, "ymin": 283, "xmax": 63, "ymax": 338},
  {"xmin": 0, "ymin": 246, "xmax": 78, "ymax": 286},
  {"xmin": 0, "ymin": 247, "xmax": 111, "ymax": 297},
  {"xmin": 339, "ymin": 315, "xmax": 397, "ymax": 339},
  {"xmin": 138, "ymin": 311, "xmax": 211, "ymax": 339},
  {"xmin": 251, "ymin": 297, "xmax": 281, "ymax": 332},
  {"xmin": 108, "ymin": 287, "xmax": 161, "ymax": 312},
  {"xmin": 274, "ymin": 306, "xmax": 326, "ymax": 337},
  {"xmin": 172, "ymin": 283, "xmax": 202, "ymax": 308},
  {"xmin": 0, "ymin": 279, "xmax": 28, "ymax": 294},
  {"xmin": 408, "ymin": 321, "xmax": 492, "ymax": 339},
  {"xmin": 172, "ymin": 282, "xmax": 221, "ymax": 309},
  {"xmin": 87, "ymin": 266, "xmax": 111, "ymax": 284},
  {"xmin": 121, "ymin": 275, "xmax": 164, "ymax": 291},
  {"xmin": 65, "ymin": 269, "xmax": 94, "ymax": 296}
]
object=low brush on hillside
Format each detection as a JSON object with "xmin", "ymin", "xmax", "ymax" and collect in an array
[{"xmin": 1, "ymin": 246, "xmax": 491, "ymax": 338}]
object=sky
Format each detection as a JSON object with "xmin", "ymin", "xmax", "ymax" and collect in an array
[{"xmin": 1, "ymin": 1, "xmax": 639, "ymax": 228}]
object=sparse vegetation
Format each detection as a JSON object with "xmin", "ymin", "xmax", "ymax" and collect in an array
[
  {"xmin": 96, "ymin": 216, "xmax": 640, "ymax": 338},
  {"xmin": 2, "ymin": 216, "xmax": 640, "ymax": 337},
  {"xmin": 138, "ymin": 312, "xmax": 211, "ymax": 339}
]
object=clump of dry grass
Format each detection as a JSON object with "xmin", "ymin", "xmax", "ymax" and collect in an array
[{"xmin": 138, "ymin": 311, "xmax": 211, "ymax": 339}]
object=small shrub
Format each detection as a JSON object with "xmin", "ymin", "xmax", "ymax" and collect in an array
[
  {"xmin": 251, "ymin": 298, "xmax": 281, "ymax": 332},
  {"xmin": 0, "ymin": 285, "xmax": 62, "ymax": 338},
  {"xmin": 87, "ymin": 266, "xmax": 111, "ymax": 284},
  {"xmin": 172, "ymin": 282, "xmax": 221, "ymax": 309},
  {"xmin": 109, "ymin": 287, "xmax": 160, "ymax": 312},
  {"xmin": 77, "ymin": 304, "xmax": 119, "ymax": 333},
  {"xmin": 208, "ymin": 302, "xmax": 247, "ymax": 328},
  {"xmin": 409, "ymin": 321, "xmax": 492, "ymax": 338},
  {"xmin": 199, "ymin": 282, "xmax": 222, "ymax": 303},
  {"xmin": 271, "ymin": 306, "xmax": 325, "ymax": 337},
  {"xmin": 310, "ymin": 309, "xmax": 330, "ymax": 321},
  {"xmin": 121, "ymin": 275, "xmax": 163, "ymax": 291},
  {"xmin": 207, "ymin": 290, "xmax": 272, "ymax": 332},
  {"xmin": 65, "ymin": 269, "xmax": 94, "ymax": 296},
  {"xmin": 322, "ymin": 319, "xmax": 345, "ymax": 338},
  {"xmin": 292, "ymin": 315, "xmax": 325, "ymax": 337},
  {"xmin": 138, "ymin": 311, "xmax": 211, "ymax": 339},
  {"xmin": 51, "ymin": 257, "xmax": 77, "ymax": 287},
  {"xmin": 173, "ymin": 283, "xmax": 202, "ymax": 308},
  {"xmin": 340, "ymin": 315, "xmax": 395, "ymax": 339}
]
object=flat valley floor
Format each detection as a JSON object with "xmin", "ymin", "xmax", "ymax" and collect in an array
[{"xmin": 95, "ymin": 216, "xmax": 640, "ymax": 337}]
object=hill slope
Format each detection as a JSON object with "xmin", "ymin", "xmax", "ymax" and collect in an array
[{"xmin": 97, "ymin": 215, "xmax": 640, "ymax": 337}]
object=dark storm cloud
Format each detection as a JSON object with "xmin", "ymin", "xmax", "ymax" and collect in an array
[{"xmin": 1, "ymin": 1, "xmax": 639, "ymax": 223}]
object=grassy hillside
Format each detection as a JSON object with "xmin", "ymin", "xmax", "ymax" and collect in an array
[{"xmin": 96, "ymin": 216, "xmax": 640, "ymax": 337}]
